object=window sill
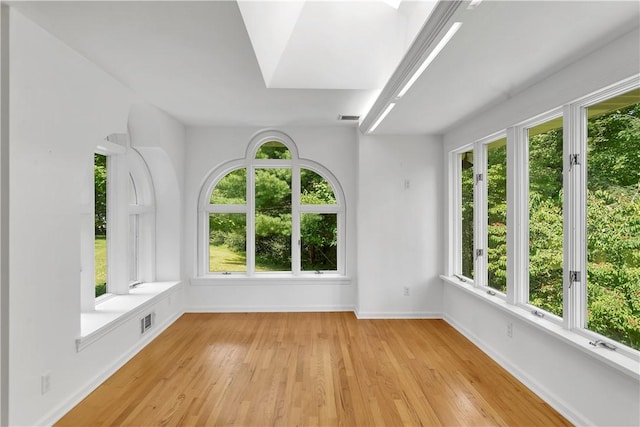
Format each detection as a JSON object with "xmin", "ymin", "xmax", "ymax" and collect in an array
[
  {"xmin": 77, "ymin": 281, "xmax": 181, "ymax": 352},
  {"xmin": 191, "ymin": 274, "xmax": 351, "ymax": 287},
  {"xmin": 441, "ymin": 275, "xmax": 640, "ymax": 380}
]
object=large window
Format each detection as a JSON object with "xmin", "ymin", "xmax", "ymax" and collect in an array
[
  {"xmin": 449, "ymin": 77, "xmax": 640, "ymax": 355},
  {"xmin": 585, "ymin": 88, "xmax": 640, "ymax": 350},
  {"xmin": 199, "ymin": 131, "xmax": 345, "ymax": 277}
]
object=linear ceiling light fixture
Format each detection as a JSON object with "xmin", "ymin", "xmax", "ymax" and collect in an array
[
  {"xmin": 397, "ymin": 22, "xmax": 463, "ymax": 98},
  {"xmin": 467, "ymin": 0, "xmax": 483, "ymax": 10},
  {"xmin": 368, "ymin": 103, "xmax": 396, "ymax": 133}
]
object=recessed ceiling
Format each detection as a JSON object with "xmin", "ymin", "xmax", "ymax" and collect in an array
[{"xmin": 238, "ymin": 0, "xmax": 437, "ymax": 89}]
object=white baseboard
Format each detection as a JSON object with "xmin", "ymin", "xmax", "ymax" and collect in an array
[
  {"xmin": 443, "ymin": 314, "xmax": 590, "ymax": 427},
  {"xmin": 354, "ymin": 309, "xmax": 442, "ymax": 319},
  {"xmin": 186, "ymin": 304, "xmax": 355, "ymax": 313},
  {"xmin": 36, "ymin": 310, "xmax": 183, "ymax": 427}
]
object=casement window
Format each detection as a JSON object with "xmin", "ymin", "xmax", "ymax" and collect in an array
[
  {"xmin": 198, "ymin": 131, "xmax": 345, "ymax": 277},
  {"xmin": 449, "ymin": 76, "xmax": 640, "ymax": 355},
  {"xmin": 453, "ymin": 135, "xmax": 508, "ymax": 295},
  {"xmin": 82, "ymin": 136, "xmax": 155, "ymax": 310},
  {"xmin": 524, "ymin": 113, "xmax": 564, "ymax": 319},
  {"xmin": 453, "ymin": 147, "xmax": 475, "ymax": 281}
]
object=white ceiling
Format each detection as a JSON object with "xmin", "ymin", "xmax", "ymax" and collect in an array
[
  {"xmin": 9, "ymin": 0, "xmax": 640, "ymax": 133},
  {"xmin": 375, "ymin": 0, "xmax": 640, "ymax": 134}
]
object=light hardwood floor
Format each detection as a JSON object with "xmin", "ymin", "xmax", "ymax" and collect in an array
[{"xmin": 56, "ymin": 313, "xmax": 571, "ymax": 426}]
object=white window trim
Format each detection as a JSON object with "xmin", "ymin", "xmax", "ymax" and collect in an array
[
  {"xmin": 197, "ymin": 130, "xmax": 347, "ymax": 280},
  {"xmin": 446, "ymin": 74, "xmax": 640, "ymax": 366}
]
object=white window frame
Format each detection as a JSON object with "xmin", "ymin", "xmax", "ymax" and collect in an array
[
  {"xmin": 446, "ymin": 74, "xmax": 640, "ymax": 362},
  {"xmin": 515, "ymin": 108, "xmax": 565, "ymax": 326},
  {"xmin": 81, "ymin": 136, "xmax": 155, "ymax": 311},
  {"xmin": 567, "ymin": 76, "xmax": 640, "ymax": 356},
  {"xmin": 450, "ymin": 144, "xmax": 474, "ymax": 281},
  {"xmin": 197, "ymin": 130, "xmax": 346, "ymax": 279}
]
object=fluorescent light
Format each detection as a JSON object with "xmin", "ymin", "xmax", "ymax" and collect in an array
[
  {"xmin": 468, "ymin": 0, "xmax": 483, "ymax": 10},
  {"xmin": 368, "ymin": 103, "xmax": 396, "ymax": 133},
  {"xmin": 397, "ymin": 22, "xmax": 462, "ymax": 98}
]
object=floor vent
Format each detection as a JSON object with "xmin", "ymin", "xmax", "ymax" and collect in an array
[
  {"xmin": 338, "ymin": 115, "xmax": 360, "ymax": 121},
  {"xmin": 140, "ymin": 313, "xmax": 154, "ymax": 335}
]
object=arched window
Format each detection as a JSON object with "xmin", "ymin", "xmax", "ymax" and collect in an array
[
  {"xmin": 83, "ymin": 135, "xmax": 156, "ymax": 309},
  {"xmin": 198, "ymin": 130, "xmax": 345, "ymax": 277}
]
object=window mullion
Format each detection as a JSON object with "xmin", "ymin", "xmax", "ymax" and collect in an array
[
  {"xmin": 247, "ymin": 166, "xmax": 256, "ymax": 276},
  {"xmin": 292, "ymin": 164, "xmax": 301, "ymax": 275},
  {"xmin": 565, "ymin": 103, "xmax": 587, "ymax": 330},
  {"xmin": 509, "ymin": 126, "xmax": 529, "ymax": 305}
]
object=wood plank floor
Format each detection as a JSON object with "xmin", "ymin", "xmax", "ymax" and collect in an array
[{"xmin": 56, "ymin": 313, "xmax": 571, "ymax": 426}]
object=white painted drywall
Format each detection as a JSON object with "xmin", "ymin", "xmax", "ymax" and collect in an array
[
  {"xmin": 128, "ymin": 104, "xmax": 186, "ymax": 282},
  {"xmin": 8, "ymin": 10, "xmax": 185, "ymax": 426},
  {"xmin": 356, "ymin": 134, "xmax": 443, "ymax": 318},
  {"xmin": 183, "ymin": 126, "xmax": 357, "ymax": 311},
  {"xmin": 441, "ymin": 27, "xmax": 640, "ymax": 426}
]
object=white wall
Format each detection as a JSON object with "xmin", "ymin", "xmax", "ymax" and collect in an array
[
  {"xmin": 0, "ymin": 5, "xmax": 8, "ymax": 426},
  {"xmin": 184, "ymin": 126, "xmax": 358, "ymax": 311},
  {"xmin": 356, "ymin": 134, "xmax": 443, "ymax": 318},
  {"xmin": 441, "ymin": 27, "xmax": 640, "ymax": 426},
  {"xmin": 128, "ymin": 104, "xmax": 186, "ymax": 282},
  {"xmin": 8, "ymin": 10, "xmax": 185, "ymax": 426}
]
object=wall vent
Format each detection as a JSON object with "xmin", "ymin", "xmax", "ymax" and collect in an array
[
  {"xmin": 338, "ymin": 115, "xmax": 360, "ymax": 121},
  {"xmin": 140, "ymin": 312, "xmax": 154, "ymax": 335}
]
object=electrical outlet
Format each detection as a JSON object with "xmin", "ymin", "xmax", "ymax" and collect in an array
[
  {"xmin": 507, "ymin": 322, "xmax": 513, "ymax": 338},
  {"xmin": 41, "ymin": 372, "xmax": 51, "ymax": 395},
  {"xmin": 403, "ymin": 286, "xmax": 410, "ymax": 296}
]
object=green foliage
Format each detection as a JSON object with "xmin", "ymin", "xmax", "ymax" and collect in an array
[
  {"xmin": 95, "ymin": 235, "xmax": 107, "ymax": 297},
  {"xmin": 255, "ymin": 142, "xmax": 291, "ymax": 159},
  {"xmin": 301, "ymin": 213, "xmax": 337, "ymax": 270},
  {"xmin": 211, "ymin": 168, "xmax": 246, "ymax": 204},
  {"xmin": 487, "ymin": 141, "xmax": 507, "ymax": 292},
  {"xmin": 94, "ymin": 154, "xmax": 107, "ymax": 235},
  {"xmin": 461, "ymin": 152, "xmax": 474, "ymax": 279}
]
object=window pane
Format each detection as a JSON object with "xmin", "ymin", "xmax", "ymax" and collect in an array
[
  {"xmin": 460, "ymin": 150, "xmax": 474, "ymax": 279},
  {"xmin": 301, "ymin": 169, "xmax": 336, "ymax": 204},
  {"xmin": 209, "ymin": 213, "xmax": 247, "ymax": 272},
  {"xmin": 586, "ymin": 89, "xmax": 640, "ymax": 350},
  {"xmin": 528, "ymin": 117, "xmax": 563, "ymax": 317},
  {"xmin": 210, "ymin": 169, "xmax": 246, "ymax": 204},
  {"xmin": 255, "ymin": 141, "xmax": 291, "ymax": 159},
  {"xmin": 94, "ymin": 153, "xmax": 108, "ymax": 297},
  {"xmin": 301, "ymin": 213, "xmax": 337, "ymax": 271},
  {"xmin": 255, "ymin": 168, "xmax": 292, "ymax": 271},
  {"xmin": 487, "ymin": 138, "xmax": 507, "ymax": 292}
]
